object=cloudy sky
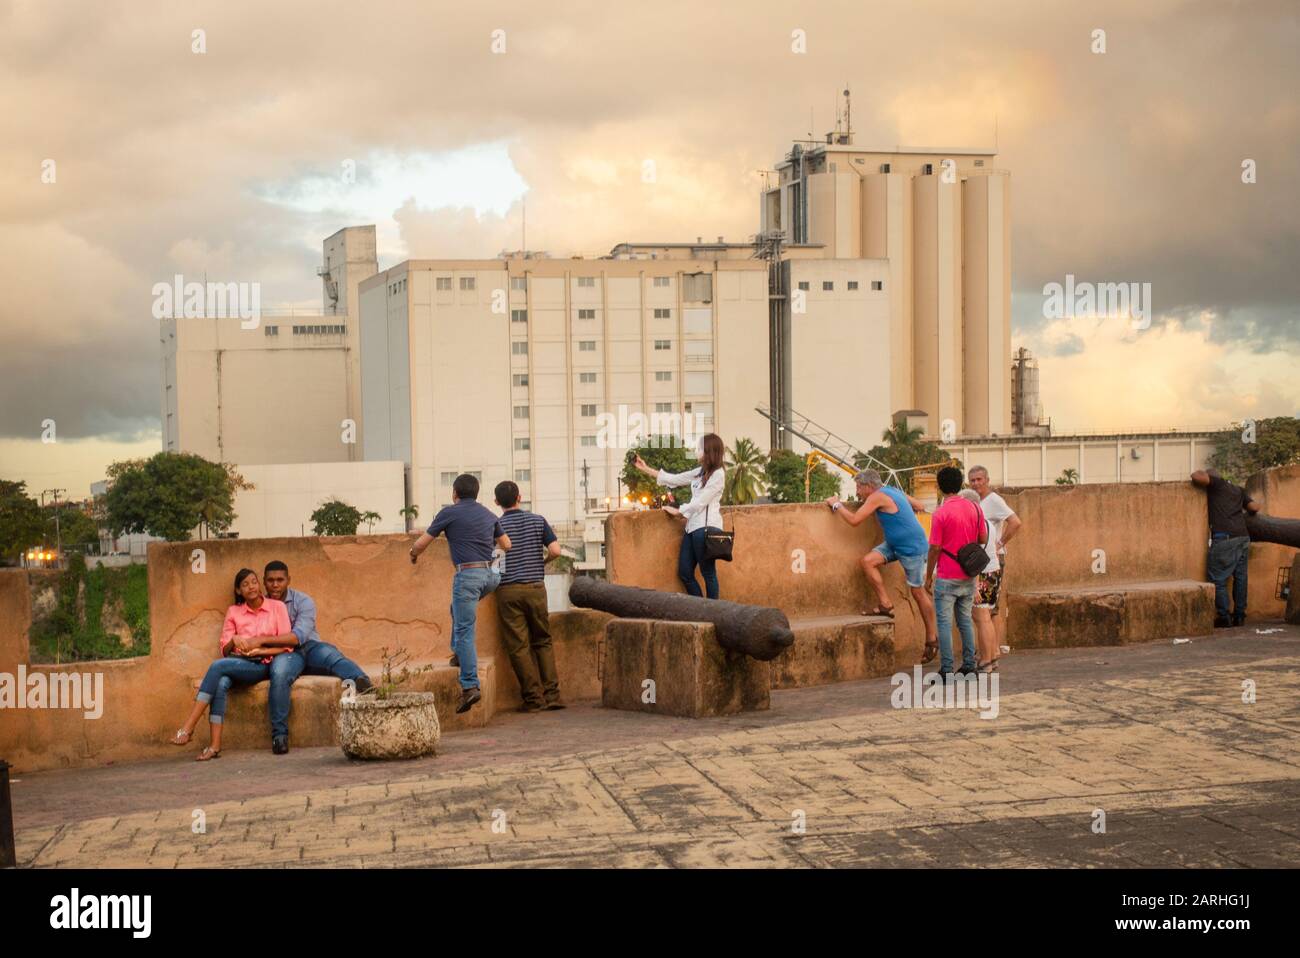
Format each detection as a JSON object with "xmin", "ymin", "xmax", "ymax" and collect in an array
[{"xmin": 2, "ymin": 0, "xmax": 1297, "ymax": 496}]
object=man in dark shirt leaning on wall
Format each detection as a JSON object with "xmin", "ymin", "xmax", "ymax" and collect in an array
[{"xmin": 1191, "ymin": 468, "xmax": 1260, "ymax": 627}]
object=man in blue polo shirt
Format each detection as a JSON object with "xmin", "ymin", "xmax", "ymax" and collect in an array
[{"xmin": 410, "ymin": 474, "xmax": 512, "ymax": 713}]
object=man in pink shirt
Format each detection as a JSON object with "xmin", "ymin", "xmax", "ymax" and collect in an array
[{"xmin": 924, "ymin": 467, "xmax": 987, "ymax": 676}]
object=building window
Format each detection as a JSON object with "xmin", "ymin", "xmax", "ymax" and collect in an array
[
  {"xmin": 579, "ymin": 372, "xmax": 597, "ymax": 383},
  {"xmin": 847, "ymin": 281, "xmax": 859, "ymax": 291},
  {"xmin": 654, "ymin": 339, "xmax": 671, "ymax": 351},
  {"xmin": 823, "ymin": 281, "xmax": 834, "ymax": 291},
  {"xmin": 513, "ymin": 405, "xmax": 529, "ymax": 419},
  {"xmin": 511, "ymin": 309, "xmax": 528, "ymax": 323},
  {"xmin": 436, "ymin": 277, "xmax": 452, "ymax": 290},
  {"xmin": 514, "ymin": 437, "xmax": 530, "ymax": 451},
  {"xmin": 654, "ymin": 402, "xmax": 672, "ymax": 413},
  {"xmin": 586, "ymin": 498, "xmax": 600, "ymax": 510},
  {"xmin": 655, "ymin": 371, "xmax": 672, "ymax": 382},
  {"xmin": 653, "ymin": 308, "xmax": 671, "ymax": 319},
  {"xmin": 512, "ymin": 374, "xmax": 529, "ymax": 388},
  {"xmin": 580, "ymin": 404, "xmax": 597, "ymax": 417},
  {"xmin": 511, "ymin": 341, "xmax": 528, "ymax": 355},
  {"xmin": 652, "ymin": 276, "xmax": 670, "ymax": 287},
  {"xmin": 510, "ymin": 276, "xmax": 527, "ymax": 290},
  {"xmin": 264, "ymin": 325, "xmax": 278, "ymax": 336},
  {"xmin": 872, "ymin": 280, "xmax": 883, "ymax": 291},
  {"xmin": 974, "ymin": 159, "xmax": 985, "ymax": 167},
  {"xmin": 440, "ymin": 471, "xmax": 457, "ymax": 484},
  {"xmin": 577, "ymin": 308, "xmax": 596, "ymax": 320},
  {"xmin": 580, "ymin": 435, "xmax": 597, "ymax": 447},
  {"xmin": 576, "ymin": 276, "xmax": 596, "ymax": 288},
  {"xmin": 797, "ymin": 281, "xmax": 809, "ymax": 291},
  {"xmin": 459, "ymin": 277, "xmax": 476, "ymax": 290},
  {"xmin": 515, "ymin": 469, "xmax": 531, "ymax": 482},
  {"xmin": 579, "ymin": 340, "xmax": 596, "ymax": 352}
]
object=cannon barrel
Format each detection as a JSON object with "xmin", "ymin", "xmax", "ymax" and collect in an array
[
  {"xmin": 569, "ymin": 577, "xmax": 794, "ymax": 661},
  {"xmin": 1247, "ymin": 512, "xmax": 1300, "ymax": 548}
]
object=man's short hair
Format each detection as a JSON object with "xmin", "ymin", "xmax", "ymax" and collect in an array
[
  {"xmin": 494, "ymin": 480, "xmax": 520, "ymax": 509},
  {"xmin": 264, "ymin": 560, "xmax": 289, "ymax": 576},
  {"xmin": 958, "ymin": 489, "xmax": 981, "ymax": 504},
  {"xmin": 853, "ymin": 469, "xmax": 882, "ymax": 488},
  {"xmin": 968, "ymin": 465, "xmax": 989, "ymax": 480},
  {"xmin": 937, "ymin": 466, "xmax": 964, "ymax": 495},
  {"xmin": 452, "ymin": 474, "xmax": 480, "ymax": 500}
]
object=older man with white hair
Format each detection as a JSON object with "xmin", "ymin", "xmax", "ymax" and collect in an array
[{"xmin": 967, "ymin": 465, "xmax": 1022, "ymax": 670}]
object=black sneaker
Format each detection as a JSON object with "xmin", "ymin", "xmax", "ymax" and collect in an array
[
  {"xmin": 957, "ymin": 664, "xmax": 977, "ymax": 676},
  {"xmin": 545, "ymin": 702, "xmax": 567, "ymax": 711},
  {"xmin": 1230, "ymin": 614, "xmax": 1246, "ymax": 627},
  {"xmin": 449, "ymin": 654, "xmax": 460, "ymax": 668},
  {"xmin": 518, "ymin": 702, "xmax": 545, "ymax": 713},
  {"xmin": 272, "ymin": 736, "xmax": 289, "ymax": 755},
  {"xmin": 355, "ymin": 675, "xmax": 374, "ymax": 695},
  {"xmin": 1214, "ymin": 616, "xmax": 1232, "ymax": 629},
  {"xmin": 456, "ymin": 687, "xmax": 481, "ymax": 714}
]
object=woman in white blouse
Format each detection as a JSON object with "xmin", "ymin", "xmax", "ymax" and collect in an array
[{"xmin": 632, "ymin": 433, "xmax": 727, "ymax": 599}]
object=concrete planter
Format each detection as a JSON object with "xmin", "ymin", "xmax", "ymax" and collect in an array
[{"xmin": 339, "ymin": 691, "xmax": 440, "ymax": 760}]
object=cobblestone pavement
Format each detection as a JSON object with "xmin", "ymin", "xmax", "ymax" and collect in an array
[{"xmin": 12, "ymin": 626, "xmax": 1300, "ymax": 868}]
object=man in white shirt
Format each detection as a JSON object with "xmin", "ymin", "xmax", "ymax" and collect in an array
[{"xmin": 967, "ymin": 466, "xmax": 1022, "ymax": 669}]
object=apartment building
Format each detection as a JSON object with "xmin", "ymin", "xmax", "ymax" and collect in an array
[{"xmin": 358, "ymin": 255, "xmax": 774, "ymax": 529}]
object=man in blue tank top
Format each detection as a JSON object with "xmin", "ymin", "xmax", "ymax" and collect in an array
[{"xmin": 827, "ymin": 469, "xmax": 940, "ymax": 664}]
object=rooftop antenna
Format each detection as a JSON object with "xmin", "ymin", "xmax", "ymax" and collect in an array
[{"xmin": 844, "ymin": 86, "xmax": 852, "ymax": 141}]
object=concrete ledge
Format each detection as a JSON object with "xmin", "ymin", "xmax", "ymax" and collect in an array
[
  {"xmin": 772, "ymin": 615, "xmax": 896, "ymax": 689},
  {"xmin": 202, "ymin": 659, "xmax": 497, "ymax": 751},
  {"xmin": 601, "ymin": 619, "xmax": 769, "ymax": 717},
  {"xmin": 1007, "ymin": 580, "xmax": 1214, "ymax": 648}
]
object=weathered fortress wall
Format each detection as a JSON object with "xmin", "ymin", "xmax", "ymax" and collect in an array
[{"xmin": 1, "ymin": 469, "xmax": 1295, "ymax": 772}]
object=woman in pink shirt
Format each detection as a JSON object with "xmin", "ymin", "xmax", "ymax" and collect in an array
[{"xmin": 168, "ymin": 568, "xmax": 295, "ymax": 760}]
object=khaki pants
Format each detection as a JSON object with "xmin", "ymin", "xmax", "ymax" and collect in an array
[{"xmin": 494, "ymin": 582, "xmax": 560, "ymax": 707}]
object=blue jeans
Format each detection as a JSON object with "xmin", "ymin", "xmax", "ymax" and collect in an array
[
  {"xmin": 196, "ymin": 656, "xmax": 296, "ymax": 736},
  {"xmin": 450, "ymin": 567, "xmax": 501, "ymax": 690},
  {"xmin": 933, "ymin": 577, "xmax": 977, "ymax": 673},
  {"xmin": 1207, "ymin": 535, "xmax": 1249, "ymax": 619},
  {"xmin": 298, "ymin": 640, "xmax": 369, "ymax": 683},
  {"xmin": 678, "ymin": 527, "xmax": 720, "ymax": 599}
]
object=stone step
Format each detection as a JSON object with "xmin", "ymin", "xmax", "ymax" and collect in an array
[
  {"xmin": 771, "ymin": 614, "xmax": 897, "ymax": 689},
  {"xmin": 196, "ymin": 657, "xmax": 497, "ymax": 752},
  {"xmin": 1007, "ymin": 579, "xmax": 1214, "ymax": 648}
]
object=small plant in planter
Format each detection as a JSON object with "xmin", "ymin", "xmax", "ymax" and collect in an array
[{"xmin": 339, "ymin": 645, "xmax": 440, "ymax": 760}]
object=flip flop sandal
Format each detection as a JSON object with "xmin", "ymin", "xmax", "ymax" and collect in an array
[
  {"xmin": 196, "ymin": 746, "xmax": 221, "ymax": 762},
  {"xmin": 861, "ymin": 606, "xmax": 896, "ymax": 619},
  {"xmin": 170, "ymin": 728, "xmax": 193, "ymax": 746},
  {"xmin": 921, "ymin": 642, "xmax": 939, "ymax": 665}
]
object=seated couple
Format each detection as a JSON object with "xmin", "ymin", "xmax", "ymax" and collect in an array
[{"xmin": 168, "ymin": 561, "xmax": 373, "ymax": 761}]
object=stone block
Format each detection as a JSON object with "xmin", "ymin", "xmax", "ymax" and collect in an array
[
  {"xmin": 601, "ymin": 619, "xmax": 769, "ymax": 717},
  {"xmin": 1007, "ymin": 580, "xmax": 1214, "ymax": 648},
  {"xmin": 771, "ymin": 615, "xmax": 896, "ymax": 689}
]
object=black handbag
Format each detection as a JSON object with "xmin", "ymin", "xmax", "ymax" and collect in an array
[
  {"xmin": 942, "ymin": 513, "xmax": 990, "ymax": 576},
  {"xmin": 702, "ymin": 527, "xmax": 734, "ymax": 562}
]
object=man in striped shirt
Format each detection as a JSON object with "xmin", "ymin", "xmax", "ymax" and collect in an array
[{"xmin": 493, "ymin": 481, "xmax": 564, "ymax": 712}]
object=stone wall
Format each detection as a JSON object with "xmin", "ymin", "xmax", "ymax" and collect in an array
[{"xmin": 1246, "ymin": 464, "xmax": 1300, "ymax": 619}]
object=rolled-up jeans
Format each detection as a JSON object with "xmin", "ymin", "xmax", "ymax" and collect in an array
[
  {"xmin": 197, "ymin": 657, "xmax": 270, "ymax": 729},
  {"xmin": 933, "ymin": 577, "xmax": 977, "ymax": 673},
  {"xmin": 1207, "ymin": 535, "xmax": 1249, "ymax": 618},
  {"xmin": 450, "ymin": 567, "xmax": 501, "ymax": 690}
]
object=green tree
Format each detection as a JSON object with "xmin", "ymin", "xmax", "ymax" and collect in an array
[
  {"xmin": 311, "ymin": 499, "xmax": 363, "ymax": 536},
  {"xmin": 1209, "ymin": 417, "xmax": 1300, "ymax": 485},
  {"xmin": 399, "ymin": 504, "xmax": 419, "ymax": 531},
  {"xmin": 856, "ymin": 424, "xmax": 957, "ymax": 495},
  {"xmin": 1054, "ymin": 467, "xmax": 1080, "ymax": 486},
  {"xmin": 45, "ymin": 504, "xmax": 99, "ymax": 552},
  {"xmin": 360, "ymin": 510, "xmax": 382, "ymax": 533},
  {"xmin": 764, "ymin": 449, "xmax": 842, "ymax": 503},
  {"xmin": 0, "ymin": 480, "xmax": 45, "ymax": 565},
  {"xmin": 105, "ymin": 453, "xmax": 249, "ymax": 542},
  {"xmin": 723, "ymin": 437, "xmax": 767, "ymax": 505},
  {"xmin": 619, "ymin": 435, "xmax": 697, "ymax": 506}
]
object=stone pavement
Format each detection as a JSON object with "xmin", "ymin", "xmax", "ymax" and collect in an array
[{"xmin": 11, "ymin": 623, "xmax": 1300, "ymax": 868}]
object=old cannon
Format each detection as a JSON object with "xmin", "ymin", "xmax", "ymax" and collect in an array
[
  {"xmin": 569, "ymin": 577, "xmax": 794, "ymax": 661},
  {"xmin": 1247, "ymin": 513, "xmax": 1300, "ymax": 548}
]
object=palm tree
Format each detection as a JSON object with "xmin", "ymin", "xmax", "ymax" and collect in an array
[
  {"xmin": 398, "ymin": 504, "xmax": 419, "ymax": 532},
  {"xmin": 361, "ymin": 510, "xmax": 382, "ymax": 533},
  {"xmin": 881, "ymin": 421, "xmax": 924, "ymax": 447},
  {"xmin": 1055, "ymin": 468, "xmax": 1080, "ymax": 486},
  {"xmin": 724, "ymin": 437, "xmax": 767, "ymax": 504}
]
